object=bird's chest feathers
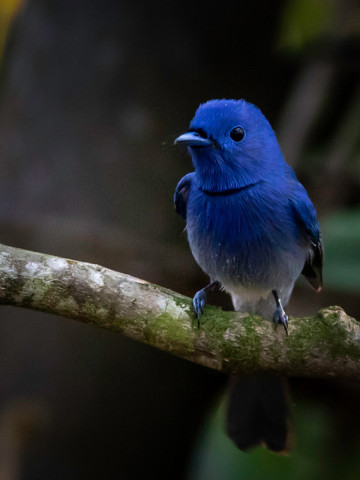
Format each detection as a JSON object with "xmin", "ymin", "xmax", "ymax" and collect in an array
[
  {"xmin": 186, "ymin": 187, "xmax": 289, "ymax": 284},
  {"xmin": 188, "ymin": 188, "xmax": 273, "ymax": 251}
]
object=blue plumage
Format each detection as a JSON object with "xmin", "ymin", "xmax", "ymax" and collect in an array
[{"xmin": 175, "ymin": 99, "xmax": 323, "ymax": 325}]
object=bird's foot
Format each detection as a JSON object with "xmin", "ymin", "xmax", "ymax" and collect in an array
[
  {"xmin": 193, "ymin": 289, "xmax": 207, "ymax": 327},
  {"xmin": 193, "ymin": 281, "xmax": 220, "ymax": 327},
  {"xmin": 272, "ymin": 290, "xmax": 288, "ymax": 335},
  {"xmin": 273, "ymin": 307, "xmax": 289, "ymax": 335}
]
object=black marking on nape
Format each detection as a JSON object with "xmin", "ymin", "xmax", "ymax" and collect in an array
[{"xmin": 188, "ymin": 127, "xmax": 208, "ymax": 139}]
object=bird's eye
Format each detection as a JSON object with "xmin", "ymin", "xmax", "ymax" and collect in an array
[{"xmin": 230, "ymin": 126, "xmax": 245, "ymax": 142}]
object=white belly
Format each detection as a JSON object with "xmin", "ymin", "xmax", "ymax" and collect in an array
[{"xmin": 226, "ymin": 283, "xmax": 295, "ymax": 318}]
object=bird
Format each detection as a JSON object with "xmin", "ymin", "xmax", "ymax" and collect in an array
[{"xmin": 174, "ymin": 99, "xmax": 323, "ymax": 451}]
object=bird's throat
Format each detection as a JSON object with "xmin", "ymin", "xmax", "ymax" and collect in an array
[{"xmin": 192, "ymin": 149, "xmax": 265, "ymax": 194}]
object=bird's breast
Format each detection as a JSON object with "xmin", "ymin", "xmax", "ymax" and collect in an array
[{"xmin": 186, "ymin": 185, "xmax": 305, "ymax": 288}]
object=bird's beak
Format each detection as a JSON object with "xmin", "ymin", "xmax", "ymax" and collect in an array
[{"xmin": 174, "ymin": 132, "xmax": 212, "ymax": 147}]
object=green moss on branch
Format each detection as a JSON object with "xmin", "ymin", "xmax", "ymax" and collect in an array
[{"xmin": 0, "ymin": 243, "xmax": 359, "ymax": 378}]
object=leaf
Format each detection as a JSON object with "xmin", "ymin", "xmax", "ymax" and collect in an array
[{"xmin": 321, "ymin": 209, "xmax": 360, "ymax": 292}]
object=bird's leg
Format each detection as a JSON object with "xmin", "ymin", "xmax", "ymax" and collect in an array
[
  {"xmin": 272, "ymin": 290, "xmax": 289, "ymax": 335},
  {"xmin": 193, "ymin": 281, "xmax": 220, "ymax": 326}
]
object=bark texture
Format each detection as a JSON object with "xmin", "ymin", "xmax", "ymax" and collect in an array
[{"xmin": 0, "ymin": 243, "xmax": 359, "ymax": 378}]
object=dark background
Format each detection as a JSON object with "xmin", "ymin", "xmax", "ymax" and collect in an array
[{"xmin": 0, "ymin": 0, "xmax": 360, "ymax": 478}]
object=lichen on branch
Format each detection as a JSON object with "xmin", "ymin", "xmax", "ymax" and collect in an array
[{"xmin": 0, "ymin": 243, "xmax": 359, "ymax": 378}]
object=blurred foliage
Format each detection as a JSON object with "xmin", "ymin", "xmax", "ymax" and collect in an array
[
  {"xmin": 278, "ymin": 0, "xmax": 334, "ymax": 51},
  {"xmin": 190, "ymin": 403, "xmax": 291, "ymax": 480},
  {"xmin": 321, "ymin": 209, "xmax": 360, "ymax": 292},
  {"xmin": 0, "ymin": 0, "xmax": 24, "ymax": 61},
  {"xmin": 189, "ymin": 394, "xmax": 360, "ymax": 480},
  {"xmin": 278, "ymin": 0, "xmax": 360, "ymax": 52}
]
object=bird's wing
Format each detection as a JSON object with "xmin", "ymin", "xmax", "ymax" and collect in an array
[
  {"xmin": 290, "ymin": 189, "xmax": 324, "ymax": 291},
  {"xmin": 174, "ymin": 172, "xmax": 194, "ymax": 220}
]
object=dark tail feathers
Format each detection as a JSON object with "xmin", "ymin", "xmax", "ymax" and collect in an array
[{"xmin": 226, "ymin": 376, "xmax": 289, "ymax": 452}]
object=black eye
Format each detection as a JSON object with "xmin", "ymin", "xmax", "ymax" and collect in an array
[{"xmin": 230, "ymin": 126, "xmax": 245, "ymax": 142}]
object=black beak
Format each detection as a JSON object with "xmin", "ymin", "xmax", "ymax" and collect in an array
[{"xmin": 174, "ymin": 132, "xmax": 213, "ymax": 147}]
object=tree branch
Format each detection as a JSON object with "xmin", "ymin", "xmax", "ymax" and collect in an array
[{"xmin": 0, "ymin": 243, "xmax": 359, "ymax": 379}]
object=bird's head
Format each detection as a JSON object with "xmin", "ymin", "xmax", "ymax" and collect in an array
[{"xmin": 175, "ymin": 99, "xmax": 286, "ymax": 193}]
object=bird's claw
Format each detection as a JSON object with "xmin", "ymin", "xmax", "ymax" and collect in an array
[
  {"xmin": 273, "ymin": 307, "xmax": 289, "ymax": 335},
  {"xmin": 193, "ymin": 289, "xmax": 207, "ymax": 327}
]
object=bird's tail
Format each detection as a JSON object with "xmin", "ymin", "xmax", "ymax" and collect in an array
[{"xmin": 226, "ymin": 376, "xmax": 290, "ymax": 452}]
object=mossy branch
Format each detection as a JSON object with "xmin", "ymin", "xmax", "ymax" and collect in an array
[{"xmin": 0, "ymin": 243, "xmax": 359, "ymax": 378}]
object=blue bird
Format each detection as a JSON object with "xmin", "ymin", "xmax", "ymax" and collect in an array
[
  {"xmin": 174, "ymin": 99, "xmax": 323, "ymax": 331},
  {"xmin": 174, "ymin": 99, "xmax": 323, "ymax": 450}
]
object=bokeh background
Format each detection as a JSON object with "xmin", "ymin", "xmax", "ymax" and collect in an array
[{"xmin": 0, "ymin": 0, "xmax": 360, "ymax": 478}]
